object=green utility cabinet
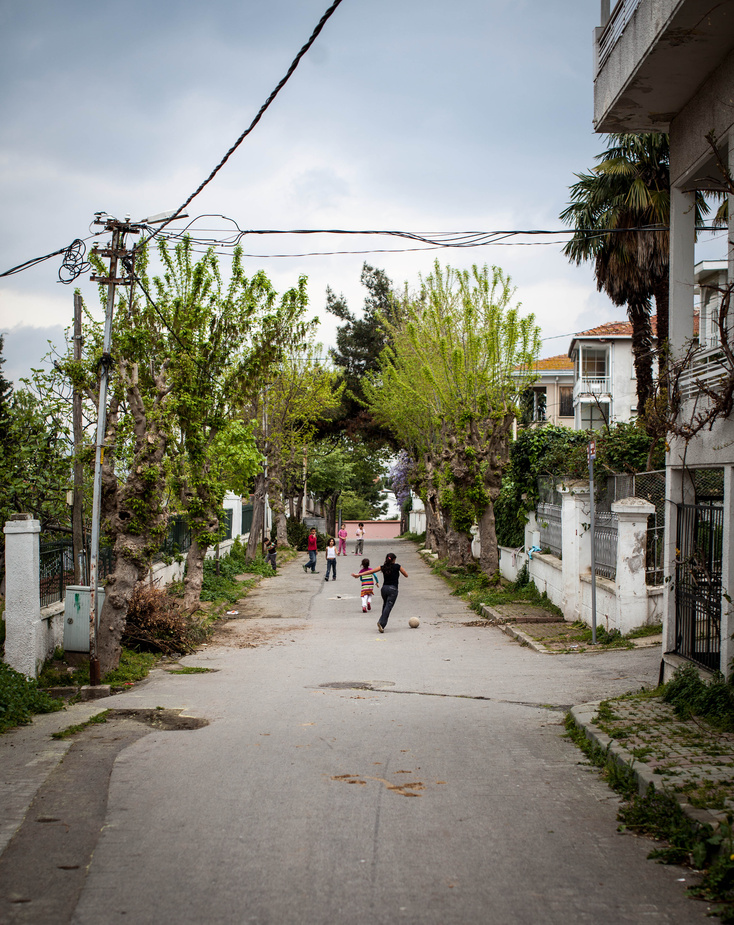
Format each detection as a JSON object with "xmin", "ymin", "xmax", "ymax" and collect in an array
[{"xmin": 64, "ymin": 586, "xmax": 105, "ymax": 652}]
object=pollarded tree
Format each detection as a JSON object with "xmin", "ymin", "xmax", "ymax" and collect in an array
[
  {"xmin": 156, "ymin": 239, "xmax": 304, "ymax": 609},
  {"xmin": 367, "ymin": 262, "xmax": 540, "ymax": 575}
]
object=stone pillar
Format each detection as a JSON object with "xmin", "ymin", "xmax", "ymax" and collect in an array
[
  {"xmin": 669, "ymin": 186, "xmax": 696, "ymax": 358},
  {"xmin": 559, "ymin": 481, "xmax": 590, "ymax": 622},
  {"xmin": 3, "ymin": 514, "xmax": 42, "ymax": 678},
  {"xmin": 612, "ymin": 497, "xmax": 655, "ymax": 635}
]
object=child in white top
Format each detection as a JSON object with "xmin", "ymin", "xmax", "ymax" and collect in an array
[{"xmin": 325, "ymin": 538, "xmax": 337, "ymax": 581}]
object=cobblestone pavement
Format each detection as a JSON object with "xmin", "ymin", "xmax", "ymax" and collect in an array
[{"xmin": 572, "ymin": 696, "xmax": 734, "ymax": 828}]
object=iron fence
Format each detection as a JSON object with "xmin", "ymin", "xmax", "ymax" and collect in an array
[
  {"xmin": 675, "ymin": 501, "xmax": 723, "ymax": 672},
  {"xmin": 536, "ymin": 502, "xmax": 562, "ymax": 558},
  {"xmin": 613, "ymin": 469, "xmax": 666, "ymax": 585},
  {"xmin": 160, "ymin": 515, "xmax": 192, "ymax": 558},
  {"xmin": 39, "ymin": 541, "xmax": 114, "ymax": 608},
  {"xmin": 594, "ymin": 512, "xmax": 618, "ymax": 580},
  {"xmin": 221, "ymin": 508, "xmax": 233, "ymax": 541}
]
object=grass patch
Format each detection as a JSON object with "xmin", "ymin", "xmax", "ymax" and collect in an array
[
  {"xmin": 0, "ymin": 662, "xmax": 64, "ymax": 734},
  {"xmin": 51, "ymin": 710, "xmax": 110, "ymax": 740},
  {"xmin": 429, "ymin": 558, "xmax": 563, "ymax": 620},
  {"xmin": 627, "ymin": 622, "xmax": 663, "ymax": 639},
  {"xmin": 663, "ymin": 664, "xmax": 734, "ymax": 734},
  {"xmin": 38, "ymin": 647, "xmax": 159, "ymax": 694},
  {"xmin": 104, "ymin": 649, "xmax": 159, "ymax": 689}
]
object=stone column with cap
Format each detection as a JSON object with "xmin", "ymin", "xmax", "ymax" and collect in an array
[{"xmin": 3, "ymin": 514, "xmax": 42, "ymax": 678}]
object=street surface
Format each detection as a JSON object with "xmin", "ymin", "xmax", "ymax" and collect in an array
[{"xmin": 1, "ymin": 539, "xmax": 713, "ymax": 923}]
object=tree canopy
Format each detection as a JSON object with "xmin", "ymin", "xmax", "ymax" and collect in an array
[{"xmin": 365, "ymin": 261, "xmax": 540, "ymax": 574}]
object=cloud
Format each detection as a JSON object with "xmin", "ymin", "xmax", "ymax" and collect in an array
[{"xmin": 1, "ymin": 323, "xmax": 66, "ymax": 387}]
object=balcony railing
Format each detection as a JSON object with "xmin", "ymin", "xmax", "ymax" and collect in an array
[
  {"xmin": 597, "ymin": 0, "xmax": 642, "ymax": 72},
  {"xmin": 678, "ymin": 348, "xmax": 729, "ymax": 402},
  {"xmin": 573, "ymin": 376, "xmax": 611, "ymax": 401}
]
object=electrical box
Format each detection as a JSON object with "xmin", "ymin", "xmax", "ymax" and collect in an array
[{"xmin": 64, "ymin": 586, "xmax": 105, "ymax": 652}]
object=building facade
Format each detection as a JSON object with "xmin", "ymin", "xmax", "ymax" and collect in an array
[{"xmin": 594, "ymin": 0, "xmax": 734, "ymax": 677}]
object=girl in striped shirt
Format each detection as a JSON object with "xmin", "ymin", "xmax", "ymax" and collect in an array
[{"xmin": 355, "ymin": 558, "xmax": 379, "ymax": 612}]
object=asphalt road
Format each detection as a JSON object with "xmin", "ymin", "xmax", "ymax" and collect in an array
[{"xmin": 1, "ymin": 539, "xmax": 715, "ymax": 924}]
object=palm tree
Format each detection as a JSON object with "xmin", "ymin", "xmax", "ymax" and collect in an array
[{"xmin": 560, "ymin": 133, "xmax": 679, "ymax": 415}]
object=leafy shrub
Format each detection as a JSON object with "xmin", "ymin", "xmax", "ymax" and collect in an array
[
  {"xmin": 0, "ymin": 662, "xmax": 63, "ymax": 733},
  {"xmin": 123, "ymin": 585, "xmax": 209, "ymax": 655},
  {"xmin": 286, "ymin": 518, "xmax": 327, "ymax": 551}
]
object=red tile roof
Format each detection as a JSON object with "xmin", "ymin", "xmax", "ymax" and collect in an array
[{"xmin": 572, "ymin": 313, "xmax": 698, "ymax": 341}]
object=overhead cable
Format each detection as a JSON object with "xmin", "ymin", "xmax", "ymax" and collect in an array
[{"xmin": 135, "ymin": 0, "xmax": 346, "ymax": 252}]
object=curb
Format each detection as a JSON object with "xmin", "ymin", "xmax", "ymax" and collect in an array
[
  {"xmin": 498, "ymin": 622, "xmax": 551, "ymax": 653},
  {"xmin": 569, "ymin": 701, "xmax": 723, "ymax": 832}
]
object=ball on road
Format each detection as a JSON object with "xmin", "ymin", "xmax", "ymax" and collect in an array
[{"xmin": 408, "ymin": 616, "xmax": 420, "ymax": 629}]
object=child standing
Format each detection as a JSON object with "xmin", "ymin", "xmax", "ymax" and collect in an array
[
  {"xmin": 325, "ymin": 538, "xmax": 337, "ymax": 581},
  {"xmin": 337, "ymin": 523, "xmax": 348, "ymax": 556},
  {"xmin": 354, "ymin": 523, "xmax": 365, "ymax": 556},
  {"xmin": 355, "ymin": 558, "xmax": 378, "ymax": 612}
]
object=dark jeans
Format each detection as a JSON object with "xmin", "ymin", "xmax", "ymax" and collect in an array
[
  {"xmin": 326, "ymin": 558, "xmax": 336, "ymax": 580},
  {"xmin": 307, "ymin": 550, "xmax": 317, "ymax": 572},
  {"xmin": 379, "ymin": 585, "xmax": 399, "ymax": 627},
  {"xmin": 355, "ymin": 539, "xmax": 364, "ymax": 555}
]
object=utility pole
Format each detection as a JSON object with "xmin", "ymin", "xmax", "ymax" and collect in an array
[
  {"xmin": 86, "ymin": 215, "xmax": 142, "ymax": 684},
  {"xmin": 72, "ymin": 292, "xmax": 85, "ymax": 584}
]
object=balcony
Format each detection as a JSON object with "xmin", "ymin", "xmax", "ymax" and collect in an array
[
  {"xmin": 574, "ymin": 377, "xmax": 612, "ymax": 402},
  {"xmin": 594, "ymin": 0, "xmax": 734, "ymax": 133},
  {"xmin": 596, "ymin": 0, "xmax": 641, "ymax": 72}
]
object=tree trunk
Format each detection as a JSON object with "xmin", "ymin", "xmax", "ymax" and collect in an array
[
  {"xmin": 97, "ymin": 542, "xmax": 143, "ymax": 676},
  {"xmin": 445, "ymin": 524, "xmax": 473, "ymax": 567},
  {"xmin": 183, "ymin": 537, "xmax": 208, "ymax": 611},
  {"xmin": 325, "ymin": 492, "xmax": 339, "ymax": 537},
  {"xmin": 627, "ymin": 298, "xmax": 654, "ymax": 417},
  {"xmin": 96, "ymin": 368, "xmax": 169, "ymax": 677},
  {"xmin": 478, "ymin": 500, "xmax": 499, "ymax": 576},
  {"xmin": 267, "ymin": 458, "xmax": 290, "ymax": 547},
  {"xmin": 426, "ymin": 489, "xmax": 447, "ymax": 557},
  {"xmin": 247, "ymin": 472, "xmax": 267, "ymax": 559}
]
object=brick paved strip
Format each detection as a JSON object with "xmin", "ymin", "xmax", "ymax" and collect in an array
[{"xmin": 570, "ymin": 702, "xmax": 727, "ymax": 832}]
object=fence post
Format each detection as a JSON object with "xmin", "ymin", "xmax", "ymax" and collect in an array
[
  {"xmin": 612, "ymin": 497, "xmax": 655, "ymax": 634},
  {"xmin": 3, "ymin": 514, "xmax": 43, "ymax": 678},
  {"xmin": 559, "ymin": 481, "xmax": 590, "ymax": 622}
]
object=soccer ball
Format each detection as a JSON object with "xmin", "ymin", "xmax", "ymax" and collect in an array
[{"xmin": 408, "ymin": 616, "xmax": 420, "ymax": 629}]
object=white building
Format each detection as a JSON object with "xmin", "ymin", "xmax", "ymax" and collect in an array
[
  {"xmin": 569, "ymin": 320, "xmax": 643, "ymax": 429},
  {"xmin": 594, "ymin": 0, "xmax": 734, "ymax": 678}
]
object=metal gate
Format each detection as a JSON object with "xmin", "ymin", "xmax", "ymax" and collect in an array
[{"xmin": 675, "ymin": 501, "xmax": 723, "ymax": 671}]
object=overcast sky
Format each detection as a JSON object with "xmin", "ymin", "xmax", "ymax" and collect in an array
[{"xmin": 0, "ymin": 0, "xmax": 726, "ymax": 387}]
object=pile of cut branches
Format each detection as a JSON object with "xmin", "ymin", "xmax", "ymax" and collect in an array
[{"xmin": 122, "ymin": 585, "xmax": 209, "ymax": 656}]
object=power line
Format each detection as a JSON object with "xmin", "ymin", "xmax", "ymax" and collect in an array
[
  {"xmin": 135, "ymin": 0, "xmax": 346, "ymax": 253},
  {"xmin": 0, "ymin": 236, "xmax": 98, "ymax": 283}
]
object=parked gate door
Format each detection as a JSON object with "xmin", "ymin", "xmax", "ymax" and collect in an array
[{"xmin": 675, "ymin": 501, "xmax": 723, "ymax": 671}]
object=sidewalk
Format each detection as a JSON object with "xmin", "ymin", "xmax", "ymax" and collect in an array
[{"xmin": 570, "ymin": 695, "xmax": 734, "ymax": 831}]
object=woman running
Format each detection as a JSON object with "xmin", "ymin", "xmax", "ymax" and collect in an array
[{"xmin": 352, "ymin": 552, "xmax": 408, "ymax": 633}]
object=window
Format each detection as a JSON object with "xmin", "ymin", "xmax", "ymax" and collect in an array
[
  {"xmin": 520, "ymin": 387, "xmax": 546, "ymax": 424},
  {"xmin": 559, "ymin": 386, "xmax": 573, "ymax": 418},
  {"xmin": 582, "ymin": 348, "xmax": 607, "ymax": 377},
  {"xmin": 580, "ymin": 403, "xmax": 609, "ymax": 431}
]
